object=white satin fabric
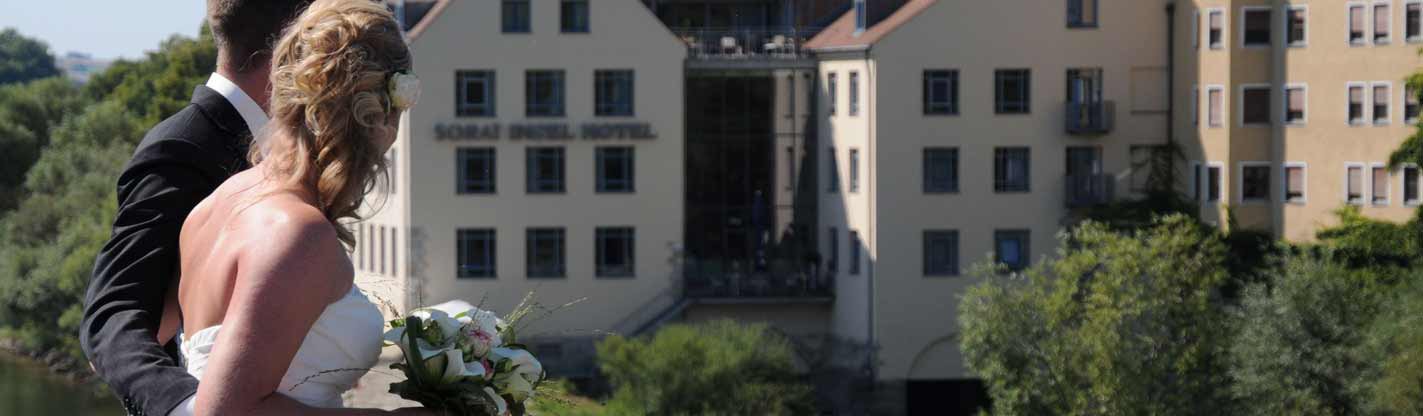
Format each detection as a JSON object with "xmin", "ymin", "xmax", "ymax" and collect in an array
[{"xmin": 178, "ymin": 285, "xmax": 385, "ymax": 408}]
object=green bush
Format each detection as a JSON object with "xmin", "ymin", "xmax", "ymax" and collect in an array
[
  {"xmin": 1230, "ymin": 254, "xmax": 1386, "ymax": 415},
  {"xmin": 596, "ymin": 320, "xmax": 815, "ymax": 416},
  {"xmin": 959, "ymin": 215, "xmax": 1236, "ymax": 415},
  {"xmin": 1361, "ymin": 269, "xmax": 1423, "ymax": 415}
]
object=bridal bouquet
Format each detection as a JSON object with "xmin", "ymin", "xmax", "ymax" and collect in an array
[{"xmin": 383, "ymin": 299, "xmax": 546, "ymax": 416}]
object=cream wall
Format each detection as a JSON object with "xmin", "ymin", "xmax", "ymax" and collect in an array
[
  {"xmin": 399, "ymin": 0, "xmax": 687, "ymax": 336},
  {"xmin": 834, "ymin": 0, "xmax": 1173, "ymax": 381},
  {"xmin": 818, "ymin": 57, "xmax": 876, "ymax": 352}
]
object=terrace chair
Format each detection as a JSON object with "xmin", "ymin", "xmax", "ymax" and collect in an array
[
  {"xmin": 720, "ymin": 36, "xmax": 741, "ymax": 56},
  {"xmin": 764, "ymin": 34, "xmax": 787, "ymax": 56}
]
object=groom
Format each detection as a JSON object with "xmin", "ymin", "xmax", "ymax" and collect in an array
[{"xmin": 80, "ymin": 1, "xmax": 313, "ymax": 415}]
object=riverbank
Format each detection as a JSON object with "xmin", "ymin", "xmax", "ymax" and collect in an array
[
  {"xmin": 0, "ymin": 349, "xmax": 121, "ymax": 415},
  {"xmin": 0, "ymin": 336, "xmax": 106, "ymax": 392}
]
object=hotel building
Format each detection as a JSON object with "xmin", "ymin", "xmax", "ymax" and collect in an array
[{"xmin": 353, "ymin": 0, "xmax": 1422, "ymax": 413}]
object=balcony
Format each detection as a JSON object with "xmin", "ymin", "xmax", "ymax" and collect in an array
[
  {"xmin": 674, "ymin": 28, "xmax": 820, "ymax": 62},
  {"xmin": 682, "ymin": 257, "xmax": 833, "ymax": 300},
  {"xmin": 1065, "ymin": 101, "xmax": 1115, "ymax": 135},
  {"xmin": 1065, "ymin": 174, "xmax": 1114, "ymax": 207}
]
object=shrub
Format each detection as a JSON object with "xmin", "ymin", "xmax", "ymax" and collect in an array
[{"xmin": 596, "ymin": 320, "xmax": 815, "ymax": 415}]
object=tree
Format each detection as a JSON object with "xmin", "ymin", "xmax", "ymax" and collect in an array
[
  {"xmin": 0, "ymin": 28, "xmax": 60, "ymax": 85},
  {"xmin": 0, "ymin": 77, "xmax": 85, "ymax": 212},
  {"xmin": 596, "ymin": 320, "xmax": 816, "ymax": 415},
  {"xmin": 1230, "ymin": 254, "xmax": 1388, "ymax": 415},
  {"xmin": 1361, "ymin": 269, "xmax": 1423, "ymax": 415},
  {"xmin": 958, "ymin": 215, "xmax": 1237, "ymax": 415}
]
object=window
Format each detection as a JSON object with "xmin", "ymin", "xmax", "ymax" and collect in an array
[
  {"xmin": 1404, "ymin": 165, "xmax": 1421, "ymax": 204},
  {"xmin": 1347, "ymin": 165, "xmax": 1365, "ymax": 204},
  {"xmin": 526, "ymin": 147, "xmax": 565, "ymax": 193},
  {"xmin": 391, "ymin": 227, "xmax": 398, "ymax": 276},
  {"xmin": 994, "ymin": 230, "xmax": 1030, "ymax": 272},
  {"xmin": 849, "ymin": 71, "xmax": 860, "ymax": 116},
  {"xmin": 1066, "ymin": 68, "xmax": 1103, "ymax": 104},
  {"xmin": 1209, "ymin": 9, "xmax": 1225, "ymax": 49},
  {"xmin": 1287, "ymin": 6, "xmax": 1307, "ymax": 46},
  {"xmin": 1241, "ymin": 163, "xmax": 1271, "ymax": 202},
  {"xmin": 526, "ymin": 228, "xmax": 565, "ymax": 278},
  {"xmin": 594, "ymin": 70, "xmax": 634, "ymax": 116},
  {"xmin": 923, "ymin": 70, "xmax": 959, "ymax": 115},
  {"xmin": 1409, "ymin": 1, "xmax": 1422, "ymax": 40},
  {"xmin": 596, "ymin": 147, "xmax": 634, "ymax": 193},
  {"xmin": 1192, "ymin": 85, "xmax": 1200, "ymax": 125},
  {"xmin": 561, "ymin": 0, "xmax": 589, "ymax": 33},
  {"xmin": 1241, "ymin": 85, "xmax": 1270, "ymax": 125},
  {"xmin": 1374, "ymin": 83, "xmax": 1392, "ymax": 124},
  {"xmin": 1349, "ymin": 83, "xmax": 1367, "ymax": 124},
  {"xmin": 1068, "ymin": 0, "xmax": 1098, "ymax": 28},
  {"xmin": 923, "ymin": 148, "xmax": 959, "ymax": 193},
  {"xmin": 827, "ymin": 147, "xmax": 839, "ymax": 192},
  {"xmin": 525, "ymin": 70, "xmax": 565, "ymax": 117},
  {"xmin": 1208, "ymin": 163, "xmax": 1223, "ymax": 202},
  {"xmin": 386, "ymin": 149, "xmax": 398, "ymax": 195},
  {"xmin": 502, "ymin": 0, "xmax": 530, "ymax": 33},
  {"xmin": 1376, "ymin": 3, "xmax": 1392, "ymax": 43},
  {"xmin": 1191, "ymin": 162, "xmax": 1203, "ymax": 201},
  {"xmin": 1193, "ymin": 11, "xmax": 1201, "ymax": 49},
  {"xmin": 1406, "ymin": 85, "xmax": 1420, "ymax": 122},
  {"xmin": 1208, "ymin": 86, "xmax": 1224, "ymax": 127},
  {"xmin": 923, "ymin": 231, "xmax": 960, "ymax": 276},
  {"xmin": 1285, "ymin": 85, "xmax": 1306, "ymax": 124},
  {"xmin": 827, "ymin": 227, "xmax": 838, "ymax": 273},
  {"xmin": 1284, "ymin": 163, "xmax": 1306, "ymax": 203},
  {"xmin": 456, "ymin": 71, "xmax": 495, "ymax": 117},
  {"xmin": 1350, "ymin": 5, "xmax": 1367, "ymax": 44},
  {"xmin": 854, "ymin": 0, "xmax": 867, "ymax": 31},
  {"xmin": 457, "ymin": 229, "xmax": 496, "ymax": 278},
  {"xmin": 595, "ymin": 227, "xmax": 634, "ymax": 278},
  {"xmin": 457, "ymin": 148, "xmax": 496, "ymax": 194},
  {"xmin": 995, "ymin": 69, "xmax": 1031, "ymax": 114},
  {"xmin": 849, "ymin": 230, "xmax": 861, "ymax": 275},
  {"xmin": 994, "ymin": 147, "xmax": 1030, "ymax": 193},
  {"xmin": 1242, "ymin": 7, "xmax": 1272, "ymax": 47},
  {"xmin": 1373, "ymin": 165, "xmax": 1391, "ymax": 204},
  {"xmin": 849, "ymin": 148, "xmax": 860, "ymax": 192},
  {"xmin": 356, "ymin": 225, "xmax": 364, "ymax": 270},
  {"xmin": 827, "ymin": 72, "xmax": 837, "ymax": 115},
  {"xmin": 379, "ymin": 225, "xmax": 385, "ymax": 274}
]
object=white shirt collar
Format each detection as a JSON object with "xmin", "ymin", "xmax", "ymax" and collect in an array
[{"xmin": 205, "ymin": 72, "xmax": 270, "ymax": 142}]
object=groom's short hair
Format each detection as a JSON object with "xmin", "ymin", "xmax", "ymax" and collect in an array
[{"xmin": 207, "ymin": 0, "xmax": 315, "ymax": 72}]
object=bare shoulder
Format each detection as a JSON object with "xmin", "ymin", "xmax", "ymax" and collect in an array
[{"xmin": 233, "ymin": 193, "xmax": 351, "ymax": 298}]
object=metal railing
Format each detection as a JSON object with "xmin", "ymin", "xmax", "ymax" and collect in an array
[
  {"xmin": 1065, "ymin": 101, "xmax": 1115, "ymax": 135},
  {"xmin": 673, "ymin": 27, "xmax": 821, "ymax": 60},
  {"xmin": 682, "ymin": 257, "xmax": 833, "ymax": 299},
  {"xmin": 1065, "ymin": 174, "xmax": 1115, "ymax": 207}
]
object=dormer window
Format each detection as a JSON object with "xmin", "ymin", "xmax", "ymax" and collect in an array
[{"xmin": 855, "ymin": 0, "xmax": 867, "ymax": 32}]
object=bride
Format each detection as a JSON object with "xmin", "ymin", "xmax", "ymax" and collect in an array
[{"xmin": 165, "ymin": 1, "xmax": 429, "ymax": 414}]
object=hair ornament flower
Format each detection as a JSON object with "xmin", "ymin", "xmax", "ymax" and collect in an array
[{"xmin": 387, "ymin": 69, "xmax": 421, "ymax": 112}]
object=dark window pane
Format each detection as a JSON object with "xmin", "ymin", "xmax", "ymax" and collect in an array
[
  {"xmin": 1243, "ymin": 87, "xmax": 1270, "ymax": 124},
  {"xmin": 924, "ymin": 70, "xmax": 959, "ymax": 115},
  {"xmin": 924, "ymin": 148, "xmax": 959, "ymax": 193},
  {"xmin": 457, "ymin": 148, "xmax": 496, "ymax": 194},
  {"xmin": 596, "ymin": 228, "xmax": 635, "ymax": 277},
  {"xmin": 561, "ymin": 0, "xmax": 589, "ymax": 32},
  {"xmin": 502, "ymin": 0, "xmax": 530, "ymax": 33},
  {"xmin": 995, "ymin": 69, "xmax": 1030, "ymax": 114},
  {"xmin": 994, "ymin": 230, "xmax": 1029, "ymax": 271},
  {"xmin": 994, "ymin": 147, "xmax": 1030, "ymax": 192},
  {"xmin": 1244, "ymin": 10, "xmax": 1272, "ymax": 45},
  {"xmin": 457, "ymin": 229, "xmax": 496, "ymax": 278},
  {"xmin": 526, "ymin": 147, "xmax": 565, "ymax": 193},
  {"xmin": 597, "ymin": 147, "xmax": 634, "ymax": 192},
  {"xmin": 1242, "ymin": 165, "xmax": 1271, "ymax": 200},
  {"xmin": 526, "ymin": 228, "xmax": 565, "ymax": 278},
  {"xmin": 595, "ymin": 70, "xmax": 634, "ymax": 116},
  {"xmin": 526, "ymin": 70, "xmax": 565, "ymax": 117},
  {"xmin": 924, "ymin": 230, "xmax": 959, "ymax": 276}
]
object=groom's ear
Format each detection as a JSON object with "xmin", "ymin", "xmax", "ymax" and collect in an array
[{"xmin": 208, "ymin": 0, "xmax": 315, "ymax": 74}]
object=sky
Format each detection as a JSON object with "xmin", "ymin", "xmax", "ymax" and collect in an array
[{"xmin": 1, "ymin": 0, "xmax": 207, "ymax": 60}]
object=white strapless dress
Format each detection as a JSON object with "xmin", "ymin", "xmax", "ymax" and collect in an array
[{"xmin": 179, "ymin": 286, "xmax": 385, "ymax": 408}]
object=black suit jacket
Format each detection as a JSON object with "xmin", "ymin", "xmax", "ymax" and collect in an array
[{"xmin": 80, "ymin": 85, "xmax": 254, "ymax": 416}]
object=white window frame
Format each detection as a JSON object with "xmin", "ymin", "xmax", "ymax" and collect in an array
[
  {"xmin": 1371, "ymin": 162, "xmax": 1392, "ymax": 205},
  {"xmin": 1283, "ymin": 83, "xmax": 1308, "ymax": 125},
  {"xmin": 1408, "ymin": 0, "xmax": 1423, "ymax": 42},
  {"xmin": 1375, "ymin": 1, "xmax": 1394, "ymax": 45},
  {"xmin": 1192, "ymin": 84, "xmax": 1200, "ymax": 126},
  {"xmin": 1347, "ymin": 81, "xmax": 1370, "ymax": 125},
  {"xmin": 1402, "ymin": 163, "xmax": 1422, "ymax": 205},
  {"xmin": 1372, "ymin": 81, "xmax": 1393, "ymax": 125},
  {"xmin": 1239, "ymin": 83, "xmax": 1272, "ymax": 127},
  {"xmin": 1207, "ymin": 84, "xmax": 1226, "ymax": 127},
  {"xmin": 1207, "ymin": 161, "xmax": 1226, "ymax": 204},
  {"xmin": 1282, "ymin": 161, "xmax": 1308, "ymax": 204},
  {"xmin": 1207, "ymin": 8, "xmax": 1227, "ymax": 50},
  {"xmin": 1238, "ymin": 161, "xmax": 1274, "ymax": 204},
  {"xmin": 1348, "ymin": 2, "xmax": 1369, "ymax": 46},
  {"xmin": 1344, "ymin": 162, "xmax": 1368, "ymax": 204},
  {"xmin": 1240, "ymin": 6, "xmax": 1275, "ymax": 49},
  {"xmin": 1193, "ymin": 10, "xmax": 1201, "ymax": 49},
  {"xmin": 1285, "ymin": 4, "xmax": 1309, "ymax": 47}
]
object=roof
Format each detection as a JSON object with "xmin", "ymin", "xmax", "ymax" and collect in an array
[
  {"xmin": 403, "ymin": 0, "xmax": 451, "ymax": 41},
  {"xmin": 804, "ymin": 0, "xmax": 938, "ymax": 51}
]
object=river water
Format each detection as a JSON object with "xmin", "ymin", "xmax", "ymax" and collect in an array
[{"xmin": 0, "ymin": 351, "xmax": 122, "ymax": 416}]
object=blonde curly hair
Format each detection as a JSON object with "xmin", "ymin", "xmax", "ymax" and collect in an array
[{"xmin": 252, "ymin": 0, "xmax": 412, "ymax": 247}]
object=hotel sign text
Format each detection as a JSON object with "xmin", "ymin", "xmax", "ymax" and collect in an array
[{"xmin": 434, "ymin": 122, "xmax": 658, "ymax": 141}]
